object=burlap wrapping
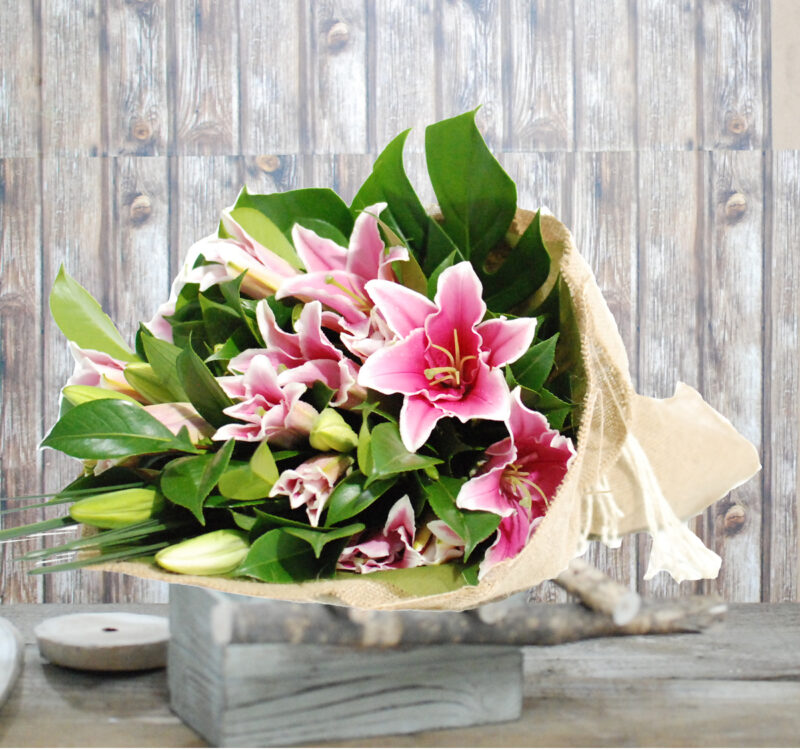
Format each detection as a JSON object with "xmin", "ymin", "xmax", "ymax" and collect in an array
[{"xmin": 95, "ymin": 210, "xmax": 760, "ymax": 610}]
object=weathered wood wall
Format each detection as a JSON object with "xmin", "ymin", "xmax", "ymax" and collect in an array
[{"xmin": 0, "ymin": 0, "xmax": 796, "ymax": 604}]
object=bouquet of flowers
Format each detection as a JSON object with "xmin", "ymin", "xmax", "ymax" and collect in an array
[{"xmin": 4, "ymin": 111, "xmax": 759, "ymax": 610}]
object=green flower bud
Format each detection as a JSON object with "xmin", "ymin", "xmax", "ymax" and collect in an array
[
  {"xmin": 154, "ymin": 530, "xmax": 249, "ymax": 576},
  {"xmin": 69, "ymin": 488, "xmax": 164, "ymax": 529},
  {"xmin": 62, "ymin": 385, "xmax": 139, "ymax": 406},
  {"xmin": 309, "ymin": 408, "xmax": 358, "ymax": 453}
]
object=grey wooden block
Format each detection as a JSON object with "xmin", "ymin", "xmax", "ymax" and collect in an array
[{"xmin": 167, "ymin": 584, "xmax": 523, "ymax": 747}]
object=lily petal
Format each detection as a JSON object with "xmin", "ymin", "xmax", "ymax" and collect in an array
[
  {"xmin": 399, "ymin": 394, "xmax": 444, "ymax": 452},
  {"xmin": 365, "ymin": 279, "xmax": 437, "ymax": 338},
  {"xmin": 291, "ymin": 224, "xmax": 348, "ymax": 273},
  {"xmin": 477, "ymin": 316, "xmax": 538, "ymax": 368},
  {"xmin": 357, "ymin": 329, "xmax": 430, "ymax": 396}
]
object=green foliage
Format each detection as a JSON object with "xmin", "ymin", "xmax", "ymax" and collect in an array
[
  {"xmin": 367, "ymin": 423, "xmax": 442, "ymax": 486},
  {"xmin": 324, "ymin": 472, "xmax": 396, "ymax": 526},
  {"xmin": 235, "ymin": 528, "xmax": 321, "ymax": 583},
  {"xmin": 176, "ymin": 347, "xmax": 234, "ymax": 428}
]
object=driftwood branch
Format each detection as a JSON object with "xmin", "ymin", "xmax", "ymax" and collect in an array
[
  {"xmin": 224, "ymin": 595, "xmax": 726, "ymax": 648},
  {"xmin": 554, "ymin": 557, "xmax": 642, "ymax": 624}
]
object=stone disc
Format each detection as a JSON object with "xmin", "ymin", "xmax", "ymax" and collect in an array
[
  {"xmin": 0, "ymin": 617, "xmax": 23, "ymax": 707},
  {"xmin": 34, "ymin": 612, "xmax": 169, "ymax": 672}
]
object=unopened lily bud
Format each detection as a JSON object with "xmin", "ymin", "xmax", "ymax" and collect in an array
[
  {"xmin": 62, "ymin": 385, "xmax": 139, "ymax": 406},
  {"xmin": 69, "ymin": 488, "xmax": 164, "ymax": 529},
  {"xmin": 154, "ymin": 529, "xmax": 249, "ymax": 576},
  {"xmin": 309, "ymin": 408, "xmax": 358, "ymax": 452}
]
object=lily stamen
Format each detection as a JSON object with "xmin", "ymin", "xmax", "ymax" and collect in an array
[{"xmin": 325, "ymin": 275, "xmax": 371, "ymax": 311}]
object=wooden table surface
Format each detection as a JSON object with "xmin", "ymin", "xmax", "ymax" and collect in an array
[{"xmin": 0, "ymin": 602, "xmax": 797, "ymax": 747}]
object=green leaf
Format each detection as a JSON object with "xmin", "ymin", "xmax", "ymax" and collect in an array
[
  {"xmin": 483, "ymin": 210, "xmax": 550, "ymax": 312},
  {"xmin": 218, "ymin": 442, "xmax": 278, "ymax": 500},
  {"xmin": 284, "ymin": 522, "xmax": 365, "ymax": 559},
  {"xmin": 124, "ymin": 363, "xmax": 178, "ymax": 405},
  {"xmin": 426, "ymin": 249, "xmax": 461, "ymax": 298},
  {"xmin": 29, "ymin": 542, "xmax": 169, "ymax": 575},
  {"xmin": 296, "ymin": 218, "xmax": 349, "ymax": 246},
  {"xmin": 510, "ymin": 334, "xmax": 559, "ymax": 393},
  {"xmin": 421, "ymin": 216, "xmax": 462, "ymax": 275},
  {"xmin": 199, "ymin": 294, "xmax": 243, "ymax": 347},
  {"xmin": 235, "ymin": 528, "xmax": 320, "ymax": 583},
  {"xmin": 176, "ymin": 346, "xmax": 234, "ymax": 428},
  {"xmin": 40, "ymin": 399, "xmax": 199, "ymax": 459},
  {"xmin": 309, "ymin": 381, "xmax": 336, "ymax": 411},
  {"xmin": 461, "ymin": 560, "xmax": 480, "ymax": 586},
  {"xmin": 352, "ymin": 129, "xmax": 430, "ymax": 251},
  {"xmin": 522, "ymin": 387, "xmax": 572, "ymax": 431},
  {"xmin": 161, "ymin": 440, "xmax": 235, "ymax": 524},
  {"xmin": 0, "ymin": 515, "xmax": 75, "ymax": 543},
  {"xmin": 357, "ymin": 415, "xmax": 373, "ymax": 475},
  {"xmin": 338, "ymin": 563, "xmax": 466, "ymax": 596},
  {"xmin": 227, "ymin": 206, "xmax": 303, "ymax": 269},
  {"xmin": 234, "ymin": 186, "xmax": 354, "ymax": 244},
  {"xmin": 392, "ymin": 252, "xmax": 428, "ymax": 296},
  {"xmin": 61, "ymin": 385, "xmax": 139, "ymax": 407},
  {"xmin": 141, "ymin": 337, "xmax": 190, "ymax": 401},
  {"xmin": 49, "ymin": 266, "xmax": 138, "ymax": 363},
  {"xmin": 368, "ymin": 423, "xmax": 442, "ymax": 485},
  {"xmin": 425, "ymin": 110, "xmax": 516, "ymax": 270},
  {"xmin": 423, "ymin": 476, "xmax": 501, "ymax": 561},
  {"xmin": 324, "ymin": 471, "xmax": 395, "ymax": 526}
]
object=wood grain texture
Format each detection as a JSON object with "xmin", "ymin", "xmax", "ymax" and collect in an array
[
  {"xmin": 764, "ymin": 151, "xmax": 799, "ymax": 602},
  {"xmin": 699, "ymin": 0, "xmax": 767, "ymax": 149},
  {"xmin": 438, "ymin": 0, "xmax": 503, "ymax": 150},
  {"xmin": 41, "ymin": 0, "xmax": 104, "ymax": 156},
  {"xmin": 573, "ymin": 0, "xmax": 637, "ymax": 150},
  {"xmin": 0, "ymin": 160, "xmax": 44, "ymax": 605},
  {"xmin": 168, "ymin": 0, "xmax": 239, "ymax": 155},
  {"xmin": 637, "ymin": 150, "xmax": 706, "ymax": 599},
  {"xmin": 0, "ymin": 2, "xmax": 40, "ymax": 157},
  {"xmin": 238, "ymin": 0, "xmax": 304, "ymax": 154},
  {"xmin": 701, "ymin": 150, "xmax": 764, "ymax": 601},
  {"xmin": 503, "ymin": 0, "xmax": 574, "ymax": 150},
  {"xmin": 106, "ymin": 0, "xmax": 169, "ymax": 155},
  {"xmin": 571, "ymin": 151, "xmax": 639, "ymax": 591},
  {"xmin": 309, "ymin": 1, "xmax": 369, "ymax": 153},
  {"xmin": 636, "ymin": 0, "xmax": 698, "ymax": 149}
]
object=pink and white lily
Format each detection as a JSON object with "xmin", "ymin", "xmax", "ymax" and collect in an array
[
  {"xmin": 213, "ymin": 354, "xmax": 318, "ymax": 448},
  {"xmin": 269, "ymin": 454, "xmax": 352, "ymax": 527},
  {"xmin": 253, "ymin": 300, "xmax": 365, "ymax": 407},
  {"xmin": 275, "ymin": 203, "xmax": 408, "ymax": 359},
  {"xmin": 357, "ymin": 262, "xmax": 537, "ymax": 452},
  {"xmin": 457, "ymin": 387, "xmax": 576, "ymax": 576},
  {"xmin": 65, "ymin": 343, "xmax": 144, "ymax": 403}
]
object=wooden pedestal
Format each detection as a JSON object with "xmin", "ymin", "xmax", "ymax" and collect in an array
[{"xmin": 168, "ymin": 585, "xmax": 523, "ymax": 747}]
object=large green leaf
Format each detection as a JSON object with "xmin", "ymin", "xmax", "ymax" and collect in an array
[
  {"xmin": 510, "ymin": 333, "xmax": 559, "ymax": 393},
  {"xmin": 49, "ymin": 266, "xmax": 138, "ymax": 362},
  {"xmin": 337, "ymin": 563, "xmax": 466, "ymax": 596},
  {"xmin": 176, "ymin": 347, "xmax": 234, "ymax": 428},
  {"xmin": 234, "ymin": 186, "xmax": 354, "ymax": 244},
  {"xmin": 124, "ymin": 363, "xmax": 177, "ymax": 405},
  {"xmin": 284, "ymin": 522, "xmax": 365, "ymax": 559},
  {"xmin": 141, "ymin": 336, "xmax": 190, "ymax": 401},
  {"xmin": 235, "ymin": 528, "xmax": 320, "ymax": 583},
  {"xmin": 227, "ymin": 206, "xmax": 302, "ymax": 268},
  {"xmin": 40, "ymin": 399, "xmax": 199, "ymax": 459},
  {"xmin": 324, "ymin": 471, "xmax": 396, "ymax": 526},
  {"xmin": 368, "ymin": 423, "xmax": 442, "ymax": 485},
  {"xmin": 218, "ymin": 441, "xmax": 279, "ymax": 500},
  {"xmin": 425, "ymin": 110, "xmax": 516, "ymax": 269},
  {"xmin": 351, "ymin": 129, "xmax": 429, "ymax": 251},
  {"xmin": 161, "ymin": 440, "xmax": 235, "ymax": 523},
  {"xmin": 423, "ymin": 476, "xmax": 501, "ymax": 561}
]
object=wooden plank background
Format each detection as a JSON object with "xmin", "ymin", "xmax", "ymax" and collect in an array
[{"xmin": 0, "ymin": 0, "xmax": 796, "ymax": 604}]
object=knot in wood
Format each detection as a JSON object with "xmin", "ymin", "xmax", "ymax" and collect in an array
[
  {"xmin": 327, "ymin": 21, "xmax": 350, "ymax": 51},
  {"xmin": 725, "ymin": 192, "xmax": 747, "ymax": 222},
  {"xmin": 130, "ymin": 194, "xmax": 152, "ymax": 223},
  {"xmin": 256, "ymin": 154, "xmax": 281, "ymax": 173},
  {"xmin": 723, "ymin": 504, "xmax": 746, "ymax": 534},
  {"xmin": 726, "ymin": 113, "xmax": 748, "ymax": 136},
  {"xmin": 131, "ymin": 119, "xmax": 153, "ymax": 141}
]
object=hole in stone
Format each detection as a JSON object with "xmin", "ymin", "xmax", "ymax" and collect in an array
[{"xmin": 102, "ymin": 627, "xmax": 118, "ymax": 632}]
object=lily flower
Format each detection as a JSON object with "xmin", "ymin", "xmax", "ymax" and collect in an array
[
  {"xmin": 254, "ymin": 300, "xmax": 365, "ymax": 407},
  {"xmin": 357, "ymin": 262, "xmax": 537, "ymax": 452},
  {"xmin": 213, "ymin": 354, "xmax": 318, "ymax": 448},
  {"xmin": 457, "ymin": 387, "xmax": 576, "ymax": 576},
  {"xmin": 275, "ymin": 203, "xmax": 408, "ymax": 356},
  {"xmin": 65, "ymin": 343, "xmax": 144, "ymax": 402},
  {"xmin": 269, "ymin": 454, "xmax": 352, "ymax": 526},
  {"xmin": 336, "ymin": 496, "xmax": 426, "ymax": 573}
]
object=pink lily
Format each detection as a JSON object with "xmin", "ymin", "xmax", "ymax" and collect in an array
[
  {"xmin": 457, "ymin": 387, "xmax": 576, "ymax": 576},
  {"xmin": 142, "ymin": 403, "xmax": 215, "ymax": 444},
  {"xmin": 357, "ymin": 262, "xmax": 537, "ymax": 452},
  {"xmin": 416, "ymin": 520, "xmax": 465, "ymax": 565},
  {"xmin": 269, "ymin": 454, "xmax": 352, "ymax": 527},
  {"xmin": 213, "ymin": 354, "xmax": 318, "ymax": 448},
  {"xmin": 253, "ymin": 300, "xmax": 365, "ymax": 407},
  {"xmin": 336, "ymin": 496, "xmax": 426, "ymax": 573},
  {"xmin": 275, "ymin": 203, "xmax": 408, "ymax": 355},
  {"xmin": 65, "ymin": 343, "xmax": 144, "ymax": 403}
]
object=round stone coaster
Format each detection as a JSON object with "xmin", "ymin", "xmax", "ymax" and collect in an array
[
  {"xmin": 0, "ymin": 617, "xmax": 23, "ymax": 707},
  {"xmin": 35, "ymin": 612, "xmax": 169, "ymax": 672}
]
